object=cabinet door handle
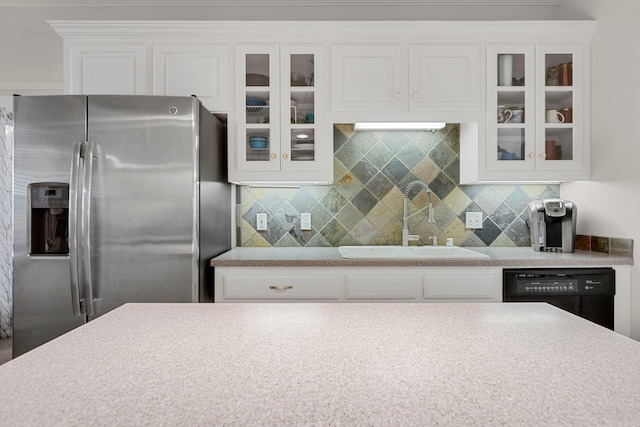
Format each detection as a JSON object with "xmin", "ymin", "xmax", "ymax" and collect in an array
[
  {"xmin": 269, "ymin": 285, "xmax": 293, "ymax": 290},
  {"xmin": 393, "ymin": 92, "xmax": 401, "ymax": 100},
  {"xmin": 412, "ymin": 92, "xmax": 420, "ymax": 99},
  {"xmin": 270, "ymin": 153, "xmax": 277, "ymax": 159},
  {"xmin": 528, "ymin": 152, "xmax": 535, "ymax": 159},
  {"xmin": 540, "ymin": 153, "xmax": 547, "ymax": 159},
  {"xmin": 283, "ymin": 153, "xmax": 289, "ymax": 159}
]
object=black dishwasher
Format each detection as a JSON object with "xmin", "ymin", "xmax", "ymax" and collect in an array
[{"xmin": 503, "ymin": 268, "xmax": 615, "ymax": 330}]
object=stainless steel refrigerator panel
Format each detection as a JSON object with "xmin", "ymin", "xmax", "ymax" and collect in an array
[
  {"xmin": 86, "ymin": 96, "xmax": 199, "ymax": 317},
  {"xmin": 13, "ymin": 95, "xmax": 87, "ymax": 357},
  {"xmin": 197, "ymin": 104, "xmax": 231, "ymax": 302}
]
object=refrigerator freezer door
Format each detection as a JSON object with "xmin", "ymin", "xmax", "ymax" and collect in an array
[
  {"xmin": 13, "ymin": 95, "xmax": 87, "ymax": 357},
  {"xmin": 86, "ymin": 96, "xmax": 199, "ymax": 318}
]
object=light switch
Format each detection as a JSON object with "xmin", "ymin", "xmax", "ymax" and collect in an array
[
  {"xmin": 465, "ymin": 212, "xmax": 483, "ymax": 229},
  {"xmin": 256, "ymin": 213, "xmax": 267, "ymax": 231},
  {"xmin": 301, "ymin": 213, "xmax": 311, "ymax": 230}
]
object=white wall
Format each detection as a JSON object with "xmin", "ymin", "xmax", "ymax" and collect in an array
[{"xmin": 559, "ymin": 0, "xmax": 640, "ymax": 340}]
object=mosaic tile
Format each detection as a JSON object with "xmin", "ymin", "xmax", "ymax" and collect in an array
[
  {"xmin": 243, "ymin": 202, "xmax": 268, "ymax": 229},
  {"xmin": 367, "ymin": 142, "xmax": 395, "ymax": 170},
  {"xmin": 366, "ymin": 202, "xmax": 396, "ymax": 231},
  {"xmin": 504, "ymin": 217, "xmax": 530, "ymax": 246},
  {"xmin": 352, "ymin": 189, "xmax": 379, "ymax": 216},
  {"xmin": 336, "ymin": 202, "xmax": 365, "ymax": 230},
  {"xmin": 610, "ymin": 238, "xmax": 633, "ymax": 256},
  {"xmin": 366, "ymin": 172, "xmax": 394, "ymax": 201},
  {"xmin": 334, "ymin": 141, "xmax": 364, "ymax": 169},
  {"xmin": 319, "ymin": 218, "xmax": 348, "ymax": 246},
  {"xmin": 504, "ymin": 187, "xmax": 533, "ymax": 217},
  {"xmin": 575, "ymin": 234, "xmax": 591, "ymax": 251},
  {"xmin": 310, "ymin": 203, "xmax": 333, "ymax": 231},
  {"xmin": 262, "ymin": 217, "xmax": 289, "ymax": 246},
  {"xmin": 443, "ymin": 187, "xmax": 472, "ymax": 216},
  {"xmin": 429, "ymin": 172, "xmax": 456, "ymax": 201},
  {"xmin": 351, "ymin": 158, "xmax": 378, "ymax": 186},
  {"xmin": 590, "ymin": 236, "xmax": 610, "ymax": 254},
  {"xmin": 491, "ymin": 202, "xmax": 517, "ymax": 231},
  {"xmin": 351, "ymin": 218, "xmax": 379, "ymax": 245},
  {"xmin": 397, "ymin": 142, "xmax": 425, "ymax": 170},
  {"xmin": 277, "ymin": 232, "xmax": 302, "ymax": 247},
  {"xmin": 333, "ymin": 124, "xmax": 351, "ymax": 153},
  {"xmin": 320, "ymin": 188, "xmax": 348, "ymax": 214},
  {"xmin": 429, "ymin": 140, "xmax": 457, "ymax": 170},
  {"xmin": 382, "ymin": 157, "xmax": 410, "ymax": 183},
  {"xmin": 381, "ymin": 132, "xmax": 410, "ymax": 154},
  {"xmin": 238, "ymin": 124, "xmax": 567, "ymax": 250},
  {"xmin": 411, "ymin": 129, "xmax": 443, "ymax": 154},
  {"xmin": 411, "ymin": 156, "xmax": 440, "ymax": 185},
  {"xmin": 475, "ymin": 218, "xmax": 502, "ymax": 246},
  {"xmin": 257, "ymin": 189, "xmax": 287, "ymax": 216},
  {"xmin": 305, "ymin": 233, "xmax": 332, "ymax": 247},
  {"xmin": 273, "ymin": 202, "xmax": 301, "ymax": 232},
  {"xmin": 474, "ymin": 187, "xmax": 504, "ymax": 216},
  {"xmin": 289, "ymin": 188, "xmax": 318, "ymax": 213},
  {"xmin": 287, "ymin": 223, "xmax": 315, "ymax": 247},
  {"xmin": 350, "ymin": 130, "xmax": 380, "ymax": 155},
  {"xmin": 443, "ymin": 156, "xmax": 460, "ymax": 185}
]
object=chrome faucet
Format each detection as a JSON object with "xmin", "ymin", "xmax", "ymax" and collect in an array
[{"xmin": 402, "ymin": 180, "xmax": 436, "ymax": 246}]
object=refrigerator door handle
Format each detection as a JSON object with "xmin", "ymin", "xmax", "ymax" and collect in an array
[
  {"xmin": 69, "ymin": 141, "xmax": 83, "ymax": 316},
  {"xmin": 81, "ymin": 141, "xmax": 96, "ymax": 317}
]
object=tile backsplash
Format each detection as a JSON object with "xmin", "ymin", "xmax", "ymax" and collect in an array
[{"xmin": 239, "ymin": 124, "xmax": 560, "ymax": 248}]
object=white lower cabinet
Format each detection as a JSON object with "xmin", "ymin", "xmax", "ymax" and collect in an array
[{"xmin": 214, "ymin": 267, "xmax": 502, "ymax": 303}]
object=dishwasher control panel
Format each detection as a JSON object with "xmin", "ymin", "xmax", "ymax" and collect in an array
[{"xmin": 504, "ymin": 268, "xmax": 615, "ymax": 297}]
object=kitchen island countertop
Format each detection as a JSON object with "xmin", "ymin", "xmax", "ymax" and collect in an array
[
  {"xmin": 211, "ymin": 246, "xmax": 633, "ymax": 267},
  {"xmin": 1, "ymin": 302, "xmax": 640, "ymax": 425}
]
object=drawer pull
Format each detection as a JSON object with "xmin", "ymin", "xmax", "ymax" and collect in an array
[{"xmin": 269, "ymin": 285, "xmax": 293, "ymax": 290}]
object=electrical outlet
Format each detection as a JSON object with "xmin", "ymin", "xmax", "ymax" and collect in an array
[
  {"xmin": 466, "ymin": 212, "xmax": 483, "ymax": 229},
  {"xmin": 300, "ymin": 213, "xmax": 312, "ymax": 230},
  {"xmin": 256, "ymin": 213, "xmax": 267, "ymax": 231}
]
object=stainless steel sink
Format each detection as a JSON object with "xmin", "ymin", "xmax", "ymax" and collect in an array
[{"xmin": 338, "ymin": 245, "xmax": 489, "ymax": 259}]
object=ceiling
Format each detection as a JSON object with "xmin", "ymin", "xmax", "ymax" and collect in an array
[{"xmin": 0, "ymin": 0, "xmax": 564, "ymax": 6}]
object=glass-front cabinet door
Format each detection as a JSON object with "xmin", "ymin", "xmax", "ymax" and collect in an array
[
  {"xmin": 486, "ymin": 44, "xmax": 584, "ymax": 176},
  {"xmin": 536, "ymin": 44, "xmax": 583, "ymax": 172},
  {"xmin": 487, "ymin": 45, "xmax": 535, "ymax": 171},
  {"xmin": 235, "ymin": 44, "xmax": 323, "ymax": 181}
]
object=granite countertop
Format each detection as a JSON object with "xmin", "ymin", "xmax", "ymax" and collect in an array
[
  {"xmin": 211, "ymin": 246, "xmax": 633, "ymax": 267},
  {"xmin": 1, "ymin": 303, "xmax": 640, "ymax": 425}
]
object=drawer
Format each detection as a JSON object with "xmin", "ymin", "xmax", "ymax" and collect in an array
[
  {"xmin": 223, "ymin": 275, "xmax": 339, "ymax": 300},
  {"xmin": 424, "ymin": 274, "xmax": 496, "ymax": 300},
  {"xmin": 345, "ymin": 274, "xmax": 418, "ymax": 299}
]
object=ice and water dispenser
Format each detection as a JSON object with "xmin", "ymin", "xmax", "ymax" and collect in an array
[{"xmin": 29, "ymin": 183, "xmax": 69, "ymax": 255}]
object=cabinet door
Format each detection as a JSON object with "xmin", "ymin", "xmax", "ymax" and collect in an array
[
  {"xmin": 235, "ymin": 44, "xmax": 281, "ymax": 173},
  {"xmin": 331, "ymin": 44, "xmax": 404, "ymax": 111},
  {"xmin": 486, "ymin": 45, "xmax": 536, "ymax": 172},
  {"xmin": 280, "ymin": 45, "xmax": 324, "ymax": 173},
  {"xmin": 535, "ymin": 44, "xmax": 584, "ymax": 173},
  {"xmin": 409, "ymin": 44, "xmax": 481, "ymax": 112},
  {"xmin": 152, "ymin": 44, "xmax": 229, "ymax": 112},
  {"xmin": 68, "ymin": 43, "xmax": 147, "ymax": 95}
]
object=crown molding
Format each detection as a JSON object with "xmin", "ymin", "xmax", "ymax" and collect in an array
[{"xmin": 0, "ymin": 0, "xmax": 564, "ymax": 6}]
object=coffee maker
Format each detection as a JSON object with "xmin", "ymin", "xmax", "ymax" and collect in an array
[{"xmin": 528, "ymin": 198, "xmax": 576, "ymax": 252}]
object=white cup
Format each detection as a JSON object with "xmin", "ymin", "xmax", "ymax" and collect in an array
[{"xmin": 546, "ymin": 109, "xmax": 565, "ymax": 123}]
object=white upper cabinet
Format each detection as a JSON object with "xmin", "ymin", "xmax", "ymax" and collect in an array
[
  {"xmin": 230, "ymin": 43, "xmax": 331, "ymax": 184},
  {"xmin": 461, "ymin": 39, "xmax": 589, "ymax": 183},
  {"xmin": 331, "ymin": 43, "xmax": 481, "ymax": 113},
  {"xmin": 67, "ymin": 43, "xmax": 147, "ymax": 95},
  {"xmin": 331, "ymin": 44, "xmax": 404, "ymax": 112},
  {"xmin": 409, "ymin": 44, "xmax": 481, "ymax": 112},
  {"xmin": 152, "ymin": 44, "xmax": 229, "ymax": 112}
]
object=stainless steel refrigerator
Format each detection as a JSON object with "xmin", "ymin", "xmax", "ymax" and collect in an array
[{"xmin": 12, "ymin": 95, "xmax": 231, "ymax": 357}]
